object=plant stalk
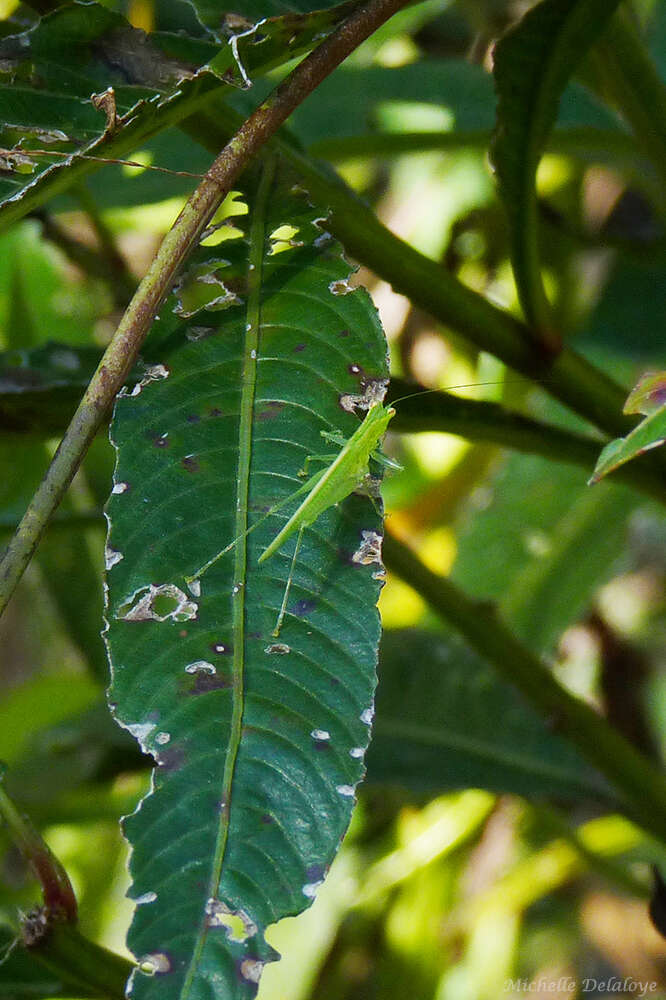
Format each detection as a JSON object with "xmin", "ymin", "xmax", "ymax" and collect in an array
[{"xmin": 0, "ymin": 0, "xmax": 410, "ymax": 619}]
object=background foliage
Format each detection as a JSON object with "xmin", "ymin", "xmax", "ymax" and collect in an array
[{"xmin": 1, "ymin": 0, "xmax": 666, "ymax": 997}]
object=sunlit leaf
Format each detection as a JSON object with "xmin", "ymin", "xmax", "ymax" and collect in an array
[{"xmin": 104, "ymin": 161, "xmax": 388, "ymax": 999}]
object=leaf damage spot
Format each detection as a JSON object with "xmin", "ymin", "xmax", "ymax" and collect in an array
[
  {"xmin": 188, "ymin": 671, "xmax": 230, "ymax": 694},
  {"xmin": 187, "ymin": 579, "xmax": 201, "ymax": 598},
  {"xmin": 336, "ymin": 784, "xmax": 356, "ymax": 797},
  {"xmin": 212, "ymin": 642, "xmax": 231, "ymax": 654},
  {"xmin": 185, "ymin": 660, "xmax": 216, "ymax": 674},
  {"xmin": 105, "ymin": 545, "xmax": 124, "ymax": 570},
  {"xmin": 360, "ymin": 706, "xmax": 374, "ymax": 726},
  {"xmin": 138, "ymin": 952, "xmax": 171, "ymax": 975},
  {"xmin": 124, "ymin": 720, "xmax": 157, "ymax": 751},
  {"xmin": 111, "ymin": 481, "xmax": 129, "ymax": 495},
  {"xmin": 340, "ymin": 378, "xmax": 389, "ymax": 414},
  {"xmin": 155, "ymin": 731, "xmax": 171, "ymax": 745},
  {"xmin": 349, "ymin": 747, "xmax": 365, "ymax": 759},
  {"xmin": 311, "ymin": 729, "xmax": 330, "ymax": 742},
  {"xmin": 329, "ymin": 278, "xmax": 354, "ymax": 296},
  {"xmin": 269, "ymin": 223, "xmax": 303, "ymax": 255},
  {"xmin": 117, "ymin": 584, "xmax": 198, "ymax": 623},
  {"xmin": 119, "ymin": 364, "xmax": 170, "ymax": 398},
  {"xmin": 181, "ymin": 454, "xmax": 200, "ymax": 473},
  {"xmin": 134, "ymin": 891, "xmax": 158, "ymax": 905},
  {"xmin": 352, "ymin": 530, "xmax": 383, "ymax": 566},
  {"xmin": 239, "ymin": 958, "xmax": 265, "ymax": 984},
  {"xmin": 175, "ymin": 260, "xmax": 243, "ymax": 317},
  {"xmin": 265, "ymin": 643, "xmax": 290, "ymax": 655},
  {"xmin": 205, "ymin": 899, "xmax": 257, "ymax": 941},
  {"xmin": 256, "ymin": 400, "xmax": 285, "ymax": 421},
  {"xmin": 302, "ymin": 880, "xmax": 324, "ymax": 899}
]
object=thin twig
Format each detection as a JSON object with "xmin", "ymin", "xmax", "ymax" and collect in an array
[{"xmin": 0, "ymin": 0, "xmax": 409, "ymax": 618}]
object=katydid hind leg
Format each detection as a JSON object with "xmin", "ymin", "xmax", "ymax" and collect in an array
[{"xmin": 272, "ymin": 526, "xmax": 305, "ymax": 637}]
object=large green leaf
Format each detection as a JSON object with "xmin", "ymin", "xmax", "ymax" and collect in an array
[
  {"xmin": 104, "ymin": 161, "xmax": 388, "ymax": 999},
  {"xmin": 491, "ymin": 0, "xmax": 623, "ymax": 332},
  {"xmin": 366, "ymin": 630, "xmax": 612, "ymax": 802}
]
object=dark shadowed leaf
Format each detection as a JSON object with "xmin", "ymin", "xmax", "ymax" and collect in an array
[
  {"xmin": 104, "ymin": 161, "xmax": 388, "ymax": 999},
  {"xmin": 366, "ymin": 630, "xmax": 613, "ymax": 802},
  {"xmin": 0, "ymin": 2, "xmax": 351, "ymax": 226}
]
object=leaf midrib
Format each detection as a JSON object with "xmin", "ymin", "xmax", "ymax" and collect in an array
[{"xmin": 180, "ymin": 159, "xmax": 276, "ymax": 997}]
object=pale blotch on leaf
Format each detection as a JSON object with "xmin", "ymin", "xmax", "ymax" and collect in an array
[
  {"xmin": 185, "ymin": 660, "xmax": 216, "ymax": 675},
  {"xmin": 311, "ymin": 729, "xmax": 330, "ymax": 742},
  {"xmin": 187, "ymin": 578, "xmax": 201, "ymax": 598},
  {"xmin": 352, "ymin": 530, "xmax": 383, "ymax": 566},
  {"xmin": 329, "ymin": 278, "xmax": 354, "ymax": 296},
  {"xmin": 117, "ymin": 584, "xmax": 198, "ymax": 623},
  {"xmin": 240, "ymin": 959, "xmax": 265, "ymax": 984},
  {"xmin": 264, "ymin": 643, "xmax": 290, "ymax": 655},
  {"xmin": 349, "ymin": 747, "xmax": 365, "ymax": 759},
  {"xmin": 360, "ymin": 706, "xmax": 374, "ymax": 726},
  {"xmin": 302, "ymin": 880, "xmax": 324, "ymax": 899},
  {"xmin": 111, "ymin": 482, "xmax": 129, "ymax": 495},
  {"xmin": 138, "ymin": 952, "xmax": 171, "ymax": 975},
  {"xmin": 118, "ymin": 364, "xmax": 169, "ymax": 399},
  {"xmin": 134, "ymin": 891, "xmax": 158, "ymax": 905},
  {"xmin": 155, "ymin": 731, "xmax": 171, "ymax": 745},
  {"xmin": 336, "ymin": 784, "xmax": 355, "ymax": 797},
  {"xmin": 105, "ymin": 545, "xmax": 124, "ymax": 570}
]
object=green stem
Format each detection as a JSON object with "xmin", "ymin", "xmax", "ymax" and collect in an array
[
  {"xmin": 586, "ymin": 7, "xmax": 666, "ymax": 190},
  {"xmin": 0, "ymin": 0, "xmax": 411, "ymax": 620},
  {"xmin": 309, "ymin": 126, "xmax": 645, "ymax": 164},
  {"xmin": 387, "ymin": 380, "xmax": 666, "ymax": 503},
  {"xmin": 382, "ymin": 531, "xmax": 666, "ymax": 845},
  {"xmin": 0, "ymin": 784, "xmax": 77, "ymax": 921}
]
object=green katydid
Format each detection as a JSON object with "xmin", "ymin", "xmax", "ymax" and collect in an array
[
  {"xmin": 184, "ymin": 376, "xmax": 542, "ymax": 636},
  {"xmin": 184, "ymin": 398, "xmax": 396, "ymax": 637}
]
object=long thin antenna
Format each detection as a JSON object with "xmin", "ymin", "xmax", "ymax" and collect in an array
[{"xmin": 1, "ymin": 147, "xmax": 207, "ymax": 179}]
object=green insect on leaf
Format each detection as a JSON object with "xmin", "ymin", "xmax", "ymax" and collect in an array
[{"xmin": 186, "ymin": 400, "xmax": 395, "ymax": 635}]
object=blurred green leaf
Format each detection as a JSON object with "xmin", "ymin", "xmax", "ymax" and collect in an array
[
  {"xmin": 592, "ymin": 372, "xmax": 666, "ymax": 483},
  {"xmin": 503, "ymin": 481, "xmax": 637, "ymax": 651},
  {"xmin": 366, "ymin": 629, "xmax": 612, "ymax": 801},
  {"xmin": 452, "ymin": 453, "xmax": 639, "ymax": 650},
  {"xmin": 492, "ymin": 0, "xmax": 623, "ymax": 330},
  {"xmin": 0, "ymin": 673, "xmax": 100, "ymax": 766}
]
